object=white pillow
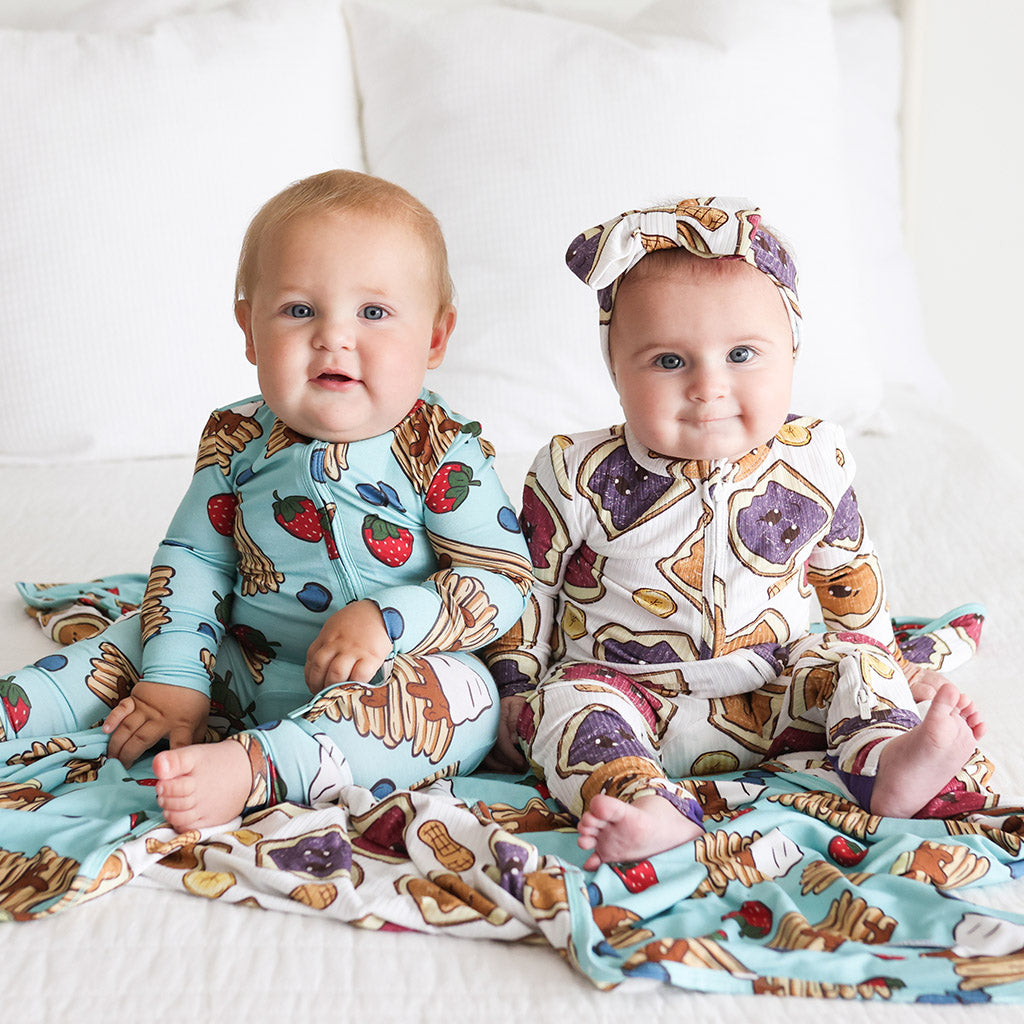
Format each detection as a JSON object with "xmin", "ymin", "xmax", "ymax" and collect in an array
[
  {"xmin": 63, "ymin": 0, "xmax": 234, "ymax": 31},
  {"xmin": 833, "ymin": 4, "xmax": 945, "ymax": 395},
  {"xmin": 511, "ymin": 2, "xmax": 943, "ymax": 394},
  {"xmin": 0, "ymin": 0, "xmax": 362, "ymax": 460},
  {"xmin": 347, "ymin": 0, "xmax": 885, "ymax": 469}
]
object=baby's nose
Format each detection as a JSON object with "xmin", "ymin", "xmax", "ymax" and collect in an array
[
  {"xmin": 687, "ymin": 367, "xmax": 728, "ymax": 402},
  {"xmin": 314, "ymin": 317, "xmax": 356, "ymax": 350}
]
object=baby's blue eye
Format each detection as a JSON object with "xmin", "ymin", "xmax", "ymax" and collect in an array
[
  {"xmin": 655, "ymin": 353, "xmax": 683, "ymax": 370},
  {"xmin": 287, "ymin": 303, "xmax": 314, "ymax": 319},
  {"xmin": 361, "ymin": 304, "xmax": 387, "ymax": 321},
  {"xmin": 728, "ymin": 346, "xmax": 753, "ymax": 363}
]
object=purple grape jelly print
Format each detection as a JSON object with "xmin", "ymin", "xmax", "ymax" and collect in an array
[
  {"xmin": 824, "ymin": 487, "xmax": 861, "ymax": 546},
  {"xmin": 588, "ymin": 446, "xmax": 672, "ymax": 531},
  {"xmin": 266, "ymin": 829, "xmax": 352, "ymax": 878},
  {"xmin": 736, "ymin": 481, "xmax": 828, "ymax": 564},
  {"xmin": 565, "ymin": 708, "xmax": 652, "ymax": 767}
]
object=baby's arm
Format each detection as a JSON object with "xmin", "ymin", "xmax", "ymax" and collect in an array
[
  {"xmin": 366, "ymin": 425, "xmax": 534, "ymax": 661},
  {"xmin": 482, "ymin": 443, "xmax": 580, "ymax": 770},
  {"xmin": 106, "ymin": 410, "xmax": 242, "ymax": 765},
  {"xmin": 806, "ymin": 428, "xmax": 984, "ymax": 732}
]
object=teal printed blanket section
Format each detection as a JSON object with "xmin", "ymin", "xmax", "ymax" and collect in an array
[{"xmin": 3, "ymin": 578, "xmax": 1023, "ymax": 1003}]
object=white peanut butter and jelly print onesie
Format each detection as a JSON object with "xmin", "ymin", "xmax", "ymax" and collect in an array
[{"xmin": 485, "ymin": 197, "xmax": 989, "ymax": 825}]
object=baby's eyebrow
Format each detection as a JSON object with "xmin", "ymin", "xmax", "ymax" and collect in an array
[{"xmin": 632, "ymin": 342, "xmax": 683, "ymax": 356}]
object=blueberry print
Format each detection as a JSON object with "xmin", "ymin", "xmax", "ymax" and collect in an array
[
  {"xmin": 379, "ymin": 607, "xmax": 405, "ymax": 641},
  {"xmin": 497, "ymin": 506, "xmax": 521, "ymax": 533},
  {"xmin": 310, "ymin": 448, "xmax": 327, "ymax": 482},
  {"xmin": 356, "ymin": 481, "xmax": 406, "ymax": 512},
  {"xmin": 34, "ymin": 654, "xmax": 68, "ymax": 672},
  {"xmin": 370, "ymin": 778, "xmax": 396, "ymax": 799},
  {"xmin": 297, "ymin": 582, "xmax": 332, "ymax": 613}
]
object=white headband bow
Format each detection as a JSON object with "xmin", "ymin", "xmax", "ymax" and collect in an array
[{"xmin": 565, "ymin": 197, "xmax": 802, "ymax": 368}]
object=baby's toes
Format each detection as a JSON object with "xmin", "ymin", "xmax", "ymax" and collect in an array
[
  {"xmin": 153, "ymin": 744, "xmax": 205, "ymax": 782},
  {"xmin": 155, "ymin": 783, "xmax": 197, "ymax": 811},
  {"xmin": 153, "ymin": 748, "xmax": 183, "ymax": 781},
  {"xmin": 161, "ymin": 807, "xmax": 199, "ymax": 832}
]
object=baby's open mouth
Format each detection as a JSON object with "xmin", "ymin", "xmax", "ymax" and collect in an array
[{"xmin": 317, "ymin": 372, "xmax": 353, "ymax": 383}]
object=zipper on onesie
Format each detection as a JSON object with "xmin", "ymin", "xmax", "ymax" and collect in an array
[
  {"xmin": 306, "ymin": 440, "xmax": 359, "ymax": 606},
  {"xmin": 700, "ymin": 460, "xmax": 740, "ymax": 658}
]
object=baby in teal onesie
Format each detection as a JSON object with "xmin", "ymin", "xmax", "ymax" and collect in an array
[{"xmin": 1, "ymin": 170, "xmax": 532, "ymax": 832}]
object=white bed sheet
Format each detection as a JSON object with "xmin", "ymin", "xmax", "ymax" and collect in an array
[{"xmin": 2, "ymin": 390, "xmax": 1023, "ymax": 1023}]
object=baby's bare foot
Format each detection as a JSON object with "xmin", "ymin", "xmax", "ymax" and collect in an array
[
  {"xmin": 153, "ymin": 740, "xmax": 252, "ymax": 833},
  {"xmin": 577, "ymin": 793, "xmax": 703, "ymax": 870},
  {"xmin": 870, "ymin": 683, "xmax": 979, "ymax": 818}
]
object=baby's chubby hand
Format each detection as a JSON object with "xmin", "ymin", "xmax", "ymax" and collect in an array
[
  {"xmin": 305, "ymin": 599, "xmax": 393, "ymax": 694},
  {"xmin": 103, "ymin": 679, "xmax": 210, "ymax": 768},
  {"xmin": 481, "ymin": 694, "xmax": 528, "ymax": 772}
]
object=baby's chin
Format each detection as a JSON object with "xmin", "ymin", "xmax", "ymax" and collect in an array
[{"xmin": 642, "ymin": 426, "xmax": 756, "ymax": 463}]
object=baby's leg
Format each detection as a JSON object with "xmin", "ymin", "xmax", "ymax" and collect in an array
[
  {"xmin": 522, "ymin": 666, "xmax": 704, "ymax": 869},
  {"xmin": 153, "ymin": 739, "xmax": 254, "ymax": 832},
  {"xmin": 797, "ymin": 636, "xmax": 986, "ymax": 818},
  {"xmin": 151, "ymin": 651, "xmax": 503, "ymax": 834},
  {"xmin": 0, "ymin": 613, "xmax": 143, "ymax": 740},
  {"xmin": 870, "ymin": 682, "xmax": 982, "ymax": 818}
]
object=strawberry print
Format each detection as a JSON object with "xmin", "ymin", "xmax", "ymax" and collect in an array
[
  {"xmin": 319, "ymin": 505, "xmax": 340, "ymax": 561},
  {"xmin": 828, "ymin": 835, "xmax": 868, "ymax": 867},
  {"xmin": 722, "ymin": 899, "xmax": 773, "ymax": 938},
  {"xmin": 950, "ymin": 610, "xmax": 984, "ymax": 646},
  {"xmin": 207, "ymin": 493, "xmax": 238, "ymax": 536},
  {"xmin": 228, "ymin": 623, "xmax": 280, "ymax": 684},
  {"xmin": 426, "ymin": 462, "xmax": 481, "ymax": 513},
  {"xmin": 273, "ymin": 491, "xmax": 324, "ymax": 543},
  {"xmin": 362, "ymin": 514, "xmax": 414, "ymax": 566},
  {"xmin": 0, "ymin": 676, "xmax": 31, "ymax": 734},
  {"xmin": 610, "ymin": 859, "xmax": 658, "ymax": 893},
  {"xmin": 862, "ymin": 976, "xmax": 905, "ymax": 993}
]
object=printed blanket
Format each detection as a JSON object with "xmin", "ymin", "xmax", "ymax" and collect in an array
[{"xmin": 3, "ymin": 581, "xmax": 1024, "ymax": 1004}]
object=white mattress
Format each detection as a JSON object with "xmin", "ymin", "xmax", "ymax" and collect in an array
[{"xmin": 2, "ymin": 390, "xmax": 1023, "ymax": 1023}]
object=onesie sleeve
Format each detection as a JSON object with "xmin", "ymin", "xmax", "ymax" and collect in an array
[
  {"xmin": 484, "ymin": 437, "xmax": 578, "ymax": 698},
  {"xmin": 363, "ymin": 418, "xmax": 534, "ymax": 661},
  {"xmin": 139, "ymin": 410, "xmax": 244, "ymax": 694},
  {"xmin": 805, "ymin": 427, "xmax": 898, "ymax": 653}
]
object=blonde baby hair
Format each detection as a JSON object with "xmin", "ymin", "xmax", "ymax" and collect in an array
[{"xmin": 234, "ymin": 169, "xmax": 454, "ymax": 317}]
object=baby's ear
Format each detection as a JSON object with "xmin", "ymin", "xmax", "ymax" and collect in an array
[
  {"xmin": 235, "ymin": 300, "xmax": 257, "ymax": 365},
  {"xmin": 427, "ymin": 305, "xmax": 457, "ymax": 369}
]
